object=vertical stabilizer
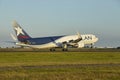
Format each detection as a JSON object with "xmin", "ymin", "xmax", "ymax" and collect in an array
[{"xmin": 12, "ymin": 21, "xmax": 31, "ymax": 42}]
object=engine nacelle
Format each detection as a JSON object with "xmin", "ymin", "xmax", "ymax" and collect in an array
[{"xmin": 77, "ymin": 41, "xmax": 84, "ymax": 48}]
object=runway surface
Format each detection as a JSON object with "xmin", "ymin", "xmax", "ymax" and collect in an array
[{"xmin": 0, "ymin": 48, "xmax": 120, "ymax": 52}]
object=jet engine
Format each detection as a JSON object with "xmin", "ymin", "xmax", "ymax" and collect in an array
[{"xmin": 77, "ymin": 41, "xmax": 84, "ymax": 48}]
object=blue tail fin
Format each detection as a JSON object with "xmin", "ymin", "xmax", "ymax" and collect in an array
[{"xmin": 12, "ymin": 21, "xmax": 31, "ymax": 42}]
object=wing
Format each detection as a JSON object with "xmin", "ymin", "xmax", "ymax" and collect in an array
[{"xmin": 60, "ymin": 32, "xmax": 83, "ymax": 48}]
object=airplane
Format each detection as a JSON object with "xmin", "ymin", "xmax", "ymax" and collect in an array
[{"xmin": 11, "ymin": 21, "xmax": 98, "ymax": 51}]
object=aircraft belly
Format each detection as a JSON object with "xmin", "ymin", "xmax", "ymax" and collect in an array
[{"xmin": 30, "ymin": 42, "xmax": 57, "ymax": 49}]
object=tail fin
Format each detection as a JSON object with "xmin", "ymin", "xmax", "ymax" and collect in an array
[{"xmin": 12, "ymin": 21, "xmax": 31, "ymax": 42}]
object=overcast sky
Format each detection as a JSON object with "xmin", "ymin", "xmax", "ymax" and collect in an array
[{"xmin": 0, "ymin": 0, "xmax": 120, "ymax": 48}]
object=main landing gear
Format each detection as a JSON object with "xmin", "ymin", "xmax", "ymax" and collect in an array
[
  {"xmin": 62, "ymin": 43, "xmax": 68, "ymax": 51},
  {"xmin": 50, "ymin": 48, "xmax": 55, "ymax": 51},
  {"xmin": 62, "ymin": 48, "xmax": 68, "ymax": 51},
  {"xmin": 50, "ymin": 43, "xmax": 68, "ymax": 52},
  {"xmin": 49, "ymin": 48, "xmax": 68, "ymax": 52}
]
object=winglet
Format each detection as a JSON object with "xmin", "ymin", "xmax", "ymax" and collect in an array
[{"xmin": 77, "ymin": 32, "xmax": 82, "ymax": 39}]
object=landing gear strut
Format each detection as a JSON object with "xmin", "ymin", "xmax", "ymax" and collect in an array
[
  {"xmin": 62, "ymin": 44, "xmax": 68, "ymax": 51},
  {"xmin": 90, "ymin": 43, "xmax": 94, "ymax": 48}
]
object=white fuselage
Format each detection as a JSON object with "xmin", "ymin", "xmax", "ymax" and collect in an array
[{"xmin": 17, "ymin": 34, "xmax": 98, "ymax": 49}]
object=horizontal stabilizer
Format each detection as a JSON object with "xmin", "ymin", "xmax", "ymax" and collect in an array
[{"xmin": 10, "ymin": 33, "xmax": 17, "ymax": 41}]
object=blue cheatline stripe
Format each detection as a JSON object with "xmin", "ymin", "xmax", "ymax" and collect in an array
[{"xmin": 25, "ymin": 36, "xmax": 65, "ymax": 45}]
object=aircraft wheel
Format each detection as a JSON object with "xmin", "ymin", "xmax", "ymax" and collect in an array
[
  {"xmin": 62, "ymin": 48, "xmax": 68, "ymax": 51},
  {"xmin": 91, "ymin": 43, "xmax": 94, "ymax": 48},
  {"xmin": 50, "ymin": 48, "xmax": 55, "ymax": 51}
]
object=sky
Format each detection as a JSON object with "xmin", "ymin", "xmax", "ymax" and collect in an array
[{"xmin": 0, "ymin": 0, "xmax": 120, "ymax": 48}]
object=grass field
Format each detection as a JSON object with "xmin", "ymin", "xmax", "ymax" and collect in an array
[{"xmin": 0, "ymin": 52, "xmax": 120, "ymax": 80}]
